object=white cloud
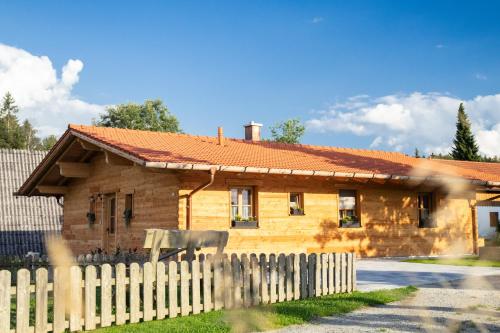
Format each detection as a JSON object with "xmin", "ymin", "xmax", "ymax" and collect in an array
[
  {"xmin": 475, "ymin": 73, "xmax": 487, "ymax": 81},
  {"xmin": 0, "ymin": 43, "xmax": 105, "ymax": 137},
  {"xmin": 306, "ymin": 92, "xmax": 500, "ymax": 157},
  {"xmin": 311, "ymin": 17, "xmax": 324, "ymax": 24}
]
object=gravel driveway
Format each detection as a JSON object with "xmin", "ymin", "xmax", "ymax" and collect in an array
[{"xmin": 268, "ymin": 260, "xmax": 500, "ymax": 333}]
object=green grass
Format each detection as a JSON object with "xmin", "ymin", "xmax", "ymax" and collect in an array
[
  {"xmin": 90, "ymin": 286, "xmax": 417, "ymax": 333},
  {"xmin": 403, "ymin": 257, "xmax": 500, "ymax": 267}
]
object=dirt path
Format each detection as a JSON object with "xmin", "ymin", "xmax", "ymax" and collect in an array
[{"xmin": 267, "ymin": 275, "xmax": 500, "ymax": 333}]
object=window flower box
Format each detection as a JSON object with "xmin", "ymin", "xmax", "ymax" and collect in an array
[
  {"xmin": 340, "ymin": 216, "xmax": 361, "ymax": 228},
  {"xmin": 231, "ymin": 220, "xmax": 258, "ymax": 228},
  {"xmin": 290, "ymin": 208, "xmax": 305, "ymax": 216}
]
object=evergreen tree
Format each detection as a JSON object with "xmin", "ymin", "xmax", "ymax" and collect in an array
[
  {"xmin": 450, "ymin": 103, "xmax": 480, "ymax": 161},
  {"xmin": 20, "ymin": 120, "xmax": 41, "ymax": 150},
  {"xmin": 414, "ymin": 148, "xmax": 420, "ymax": 158},
  {"xmin": 40, "ymin": 135, "xmax": 58, "ymax": 150},
  {"xmin": 1, "ymin": 92, "xmax": 19, "ymax": 133}
]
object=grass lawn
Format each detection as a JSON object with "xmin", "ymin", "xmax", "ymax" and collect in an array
[
  {"xmin": 90, "ymin": 286, "xmax": 417, "ymax": 333},
  {"xmin": 403, "ymin": 257, "xmax": 500, "ymax": 267}
]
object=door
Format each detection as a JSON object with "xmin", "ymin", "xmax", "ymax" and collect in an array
[{"xmin": 103, "ymin": 194, "xmax": 117, "ymax": 252}]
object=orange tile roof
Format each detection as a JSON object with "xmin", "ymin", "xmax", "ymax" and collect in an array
[{"xmin": 68, "ymin": 125, "xmax": 500, "ymax": 184}]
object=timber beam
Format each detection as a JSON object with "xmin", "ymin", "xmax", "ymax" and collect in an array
[
  {"xmin": 104, "ymin": 150, "xmax": 133, "ymax": 166},
  {"xmin": 57, "ymin": 162, "xmax": 90, "ymax": 178},
  {"xmin": 78, "ymin": 138, "xmax": 101, "ymax": 151},
  {"xmin": 36, "ymin": 185, "xmax": 68, "ymax": 195}
]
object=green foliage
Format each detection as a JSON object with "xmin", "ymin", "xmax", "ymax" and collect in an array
[
  {"xmin": 95, "ymin": 99, "xmax": 181, "ymax": 133},
  {"xmin": 450, "ymin": 103, "xmax": 480, "ymax": 161},
  {"xmin": 0, "ymin": 92, "xmax": 56, "ymax": 150},
  {"xmin": 270, "ymin": 118, "xmax": 305, "ymax": 144}
]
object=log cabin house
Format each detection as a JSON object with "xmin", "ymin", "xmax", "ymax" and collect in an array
[{"xmin": 16, "ymin": 123, "xmax": 500, "ymax": 257}]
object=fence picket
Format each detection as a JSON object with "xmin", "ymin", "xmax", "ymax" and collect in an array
[
  {"xmin": 213, "ymin": 257, "xmax": 223, "ymax": 310},
  {"xmin": 202, "ymin": 258, "xmax": 212, "ymax": 312},
  {"xmin": 328, "ymin": 253, "xmax": 334, "ymax": 294},
  {"xmin": 69, "ymin": 266, "xmax": 82, "ymax": 332},
  {"xmin": 143, "ymin": 262, "xmax": 154, "ymax": 321},
  {"xmin": 251, "ymin": 256, "xmax": 260, "ymax": 306},
  {"xmin": 180, "ymin": 261, "xmax": 190, "ymax": 316},
  {"xmin": 285, "ymin": 255, "xmax": 293, "ymax": 301},
  {"xmin": 299, "ymin": 253, "xmax": 307, "ymax": 299},
  {"xmin": 231, "ymin": 256, "xmax": 242, "ymax": 308},
  {"xmin": 223, "ymin": 258, "xmax": 233, "ymax": 309},
  {"xmin": 346, "ymin": 253, "xmax": 353, "ymax": 293},
  {"xmin": 341, "ymin": 253, "xmax": 347, "ymax": 293},
  {"xmin": 293, "ymin": 254, "xmax": 300, "ymax": 300},
  {"xmin": 0, "ymin": 271, "xmax": 10, "ymax": 333},
  {"xmin": 242, "ymin": 255, "xmax": 251, "ymax": 307},
  {"xmin": 315, "ymin": 254, "xmax": 321, "ymax": 297},
  {"xmin": 16, "ymin": 269, "xmax": 30, "ymax": 333},
  {"xmin": 277, "ymin": 254, "xmax": 285, "ymax": 302},
  {"xmin": 191, "ymin": 260, "xmax": 201, "ymax": 314},
  {"xmin": 84, "ymin": 266, "xmax": 96, "ymax": 331},
  {"xmin": 307, "ymin": 254, "xmax": 314, "ymax": 297},
  {"xmin": 129, "ymin": 263, "xmax": 141, "ymax": 323},
  {"xmin": 52, "ymin": 267, "xmax": 67, "ymax": 333},
  {"xmin": 334, "ymin": 253, "xmax": 341, "ymax": 293},
  {"xmin": 156, "ymin": 262, "xmax": 167, "ymax": 319},
  {"xmin": 168, "ymin": 261, "xmax": 178, "ymax": 318},
  {"xmin": 321, "ymin": 254, "xmax": 328, "ymax": 296},
  {"xmin": 115, "ymin": 263, "xmax": 127, "ymax": 325},
  {"xmin": 259, "ymin": 254, "xmax": 269, "ymax": 304},
  {"xmin": 269, "ymin": 254, "xmax": 277, "ymax": 303},
  {"xmin": 352, "ymin": 253, "xmax": 357, "ymax": 291},
  {"xmin": 101, "ymin": 264, "xmax": 112, "ymax": 327},
  {"xmin": 35, "ymin": 268, "xmax": 48, "ymax": 333}
]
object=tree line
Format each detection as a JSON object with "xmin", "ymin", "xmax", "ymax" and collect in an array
[
  {"xmin": 415, "ymin": 103, "xmax": 499, "ymax": 162},
  {"xmin": 0, "ymin": 92, "xmax": 58, "ymax": 150}
]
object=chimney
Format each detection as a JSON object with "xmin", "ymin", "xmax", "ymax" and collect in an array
[
  {"xmin": 244, "ymin": 121, "xmax": 263, "ymax": 141},
  {"xmin": 217, "ymin": 127, "xmax": 225, "ymax": 145}
]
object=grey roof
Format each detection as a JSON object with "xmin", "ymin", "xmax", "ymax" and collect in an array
[{"xmin": 0, "ymin": 149, "xmax": 62, "ymax": 255}]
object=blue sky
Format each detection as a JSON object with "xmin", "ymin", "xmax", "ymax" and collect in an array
[{"xmin": 1, "ymin": 1, "xmax": 500, "ymax": 155}]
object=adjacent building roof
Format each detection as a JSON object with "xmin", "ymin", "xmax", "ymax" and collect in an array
[
  {"xmin": 17, "ymin": 124, "xmax": 500, "ymax": 196},
  {"xmin": 0, "ymin": 149, "xmax": 62, "ymax": 255}
]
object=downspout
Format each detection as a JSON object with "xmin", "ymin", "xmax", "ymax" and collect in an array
[{"xmin": 186, "ymin": 167, "xmax": 217, "ymax": 230}]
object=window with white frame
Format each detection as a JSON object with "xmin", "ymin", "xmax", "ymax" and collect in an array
[{"xmin": 230, "ymin": 187, "xmax": 256, "ymax": 224}]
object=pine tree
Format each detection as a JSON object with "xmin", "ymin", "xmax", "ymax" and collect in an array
[
  {"xmin": 1, "ymin": 92, "xmax": 19, "ymax": 133},
  {"xmin": 450, "ymin": 103, "xmax": 480, "ymax": 161},
  {"xmin": 414, "ymin": 148, "xmax": 420, "ymax": 158}
]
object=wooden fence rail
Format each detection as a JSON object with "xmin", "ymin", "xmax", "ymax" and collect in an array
[{"xmin": 0, "ymin": 252, "xmax": 355, "ymax": 333}]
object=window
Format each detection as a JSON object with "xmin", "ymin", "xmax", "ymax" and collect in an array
[
  {"xmin": 108, "ymin": 197, "xmax": 116, "ymax": 234},
  {"xmin": 289, "ymin": 193, "xmax": 305, "ymax": 215},
  {"xmin": 230, "ymin": 187, "xmax": 257, "ymax": 227},
  {"xmin": 87, "ymin": 196, "xmax": 97, "ymax": 224},
  {"xmin": 418, "ymin": 192, "xmax": 436, "ymax": 228},
  {"xmin": 124, "ymin": 193, "xmax": 134, "ymax": 224},
  {"xmin": 339, "ymin": 190, "xmax": 360, "ymax": 228},
  {"xmin": 490, "ymin": 212, "xmax": 499, "ymax": 228}
]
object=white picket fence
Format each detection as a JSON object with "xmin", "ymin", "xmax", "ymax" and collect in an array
[{"xmin": 0, "ymin": 252, "xmax": 356, "ymax": 333}]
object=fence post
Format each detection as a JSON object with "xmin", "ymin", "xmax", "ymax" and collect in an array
[
  {"xmin": 35, "ymin": 268, "xmax": 49, "ymax": 333},
  {"xmin": 16, "ymin": 269, "xmax": 30, "ymax": 333},
  {"xmin": 0, "ymin": 270, "xmax": 10, "ymax": 333},
  {"xmin": 69, "ymin": 266, "xmax": 82, "ymax": 332},
  {"xmin": 53, "ymin": 267, "xmax": 67, "ymax": 333},
  {"xmin": 192, "ymin": 260, "xmax": 201, "ymax": 314},
  {"xmin": 202, "ymin": 258, "xmax": 212, "ymax": 312},
  {"xmin": 328, "ymin": 253, "xmax": 334, "ymax": 295},
  {"xmin": 129, "ymin": 263, "xmax": 141, "ymax": 323},
  {"xmin": 168, "ymin": 260, "xmax": 178, "ymax": 318},
  {"xmin": 84, "ymin": 265, "xmax": 96, "ymax": 331},
  {"xmin": 101, "ymin": 264, "xmax": 112, "ymax": 327},
  {"xmin": 299, "ymin": 253, "xmax": 307, "ymax": 299},
  {"xmin": 269, "ymin": 254, "xmax": 277, "ymax": 303},
  {"xmin": 231, "ymin": 255, "xmax": 242, "ymax": 308},
  {"xmin": 143, "ymin": 262, "xmax": 154, "ymax": 321},
  {"xmin": 115, "ymin": 263, "xmax": 127, "ymax": 325},
  {"xmin": 259, "ymin": 254, "xmax": 269, "ymax": 304},
  {"xmin": 156, "ymin": 262, "xmax": 167, "ymax": 320}
]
